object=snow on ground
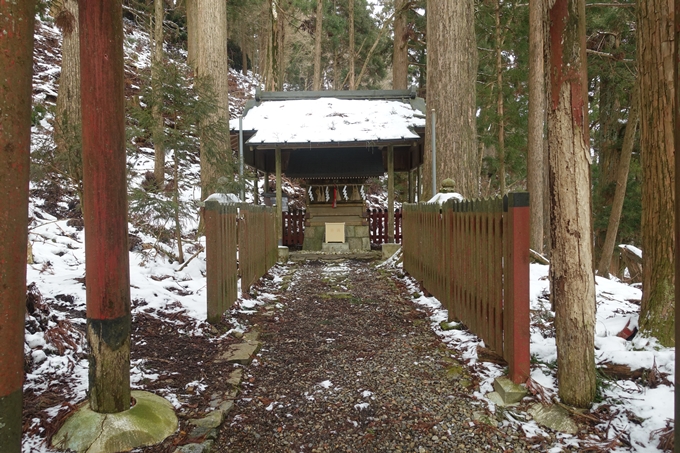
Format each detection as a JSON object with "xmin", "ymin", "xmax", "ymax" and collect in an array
[
  {"xmin": 23, "ymin": 12, "xmax": 674, "ymax": 453},
  {"xmin": 386, "ymin": 248, "xmax": 674, "ymax": 453}
]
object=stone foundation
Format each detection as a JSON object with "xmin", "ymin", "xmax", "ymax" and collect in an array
[{"xmin": 302, "ymin": 224, "xmax": 370, "ymax": 251}]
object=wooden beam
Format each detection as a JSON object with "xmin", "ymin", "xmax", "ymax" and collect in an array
[
  {"xmin": 388, "ymin": 146, "xmax": 395, "ymax": 243},
  {"xmin": 256, "ymin": 88, "xmax": 416, "ymax": 101},
  {"xmin": 276, "ymin": 147, "xmax": 282, "ymax": 243}
]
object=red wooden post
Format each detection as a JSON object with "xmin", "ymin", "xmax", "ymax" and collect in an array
[
  {"xmin": 0, "ymin": 1, "xmax": 34, "ymax": 448},
  {"xmin": 79, "ymin": 0, "xmax": 131, "ymax": 413},
  {"xmin": 504, "ymin": 193, "xmax": 531, "ymax": 383}
]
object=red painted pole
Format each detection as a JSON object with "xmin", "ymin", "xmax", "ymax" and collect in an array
[
  {"xmin": 505, "ymin": 193, "xmax": 531, "ymax": 384},
  {"xmin": 0, "ymin": 1, "xmax": 35, "ymax": 449},
  {"xmin": 79, "ymin": 0, "xmax": 131, "ymax": 413}
]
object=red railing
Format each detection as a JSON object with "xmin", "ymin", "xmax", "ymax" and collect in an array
[
  {"xmin": 402, "ymin": 193, "xmax": 530, "ymax": 384},
  {"xmin": 367, "ymin": 208, "xmax": 402, "ymax": 244},
  {"xmin": 282, "ymin": 210, "xmax": 305, "ymax": 248}
]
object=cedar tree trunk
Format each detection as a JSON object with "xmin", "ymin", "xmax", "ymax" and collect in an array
[
  {"xmin": 392, "ymin": 0, "xmax": 409, "ymax": 90},
  {"xmin": 596, "ymin": 88, "xmax": 639, "ymax": 277},
  {"xmin": 637, "ymin": 0, "xmax": 676, "ymax": 346},
  {"xmin": 153, "ymin": 0, "xmax": 165, "ymax": 186},
  {"xmin": 546, "ymin": 0, "xmax": 597, "ymax": 408},
  {"xmin": 197, "ymin": 0, "xmax": 231, "ymax": 199},
  {"xmin": 423, "ymin": 0, "xmax": 479, "ymax": 199},
  {"xmin": 528, "ymin": 0, "xmax": 545, "ymax": 253},
  {"xmin": 313, "ymin": 0, "xmax": 324, "ymax": 90},
  {"xmin": 55, "ymin": 0, "xmax": 83, "ymax": 198},
  {"xmin": 349, "ymin": 0, "xmax": 355, "ymax": 90}
]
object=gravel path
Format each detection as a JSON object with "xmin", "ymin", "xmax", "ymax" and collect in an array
[{"xmin": 214, "ymin": 259, "xmax": 533, "ymax": 452}]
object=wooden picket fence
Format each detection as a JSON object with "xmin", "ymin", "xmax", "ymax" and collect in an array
[
  {"xmin": 240, "ymin": 204, "xmax": 278, "ymax": 290},
  {"xmin": 204, "ymin": 199, "xmax": 278, "ymax": 324},
  {"xmin": 402, "ymin": 193, "xmax": 530, "ymax": 383},
  {"xmin": 282, "ymin": 210, "xmax": 305, "ymax": 248},
  {"xmin": 367, "ymin": 208, "xmax": 402, "ymax": 244},
  {"xmin": 204, "ymin": 199, "xmax": 238, "ymax": 324}
]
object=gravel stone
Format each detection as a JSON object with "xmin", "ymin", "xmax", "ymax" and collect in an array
[{"xmin": 212, "ymin": 260, "xmax": 534, "ymax": 452}]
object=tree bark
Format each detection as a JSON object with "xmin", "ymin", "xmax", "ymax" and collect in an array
[
  {"xmin": 348, "ymin": 0, "xmax": 355, "ymax": 90},
  {"xmin": 423, "ymin": 0, "xmax": 479, "ymax": 199},
  {"xmin": 592, "ymin": 36, "xmax": 623, "ymax": 267},
  {"xmin": 55, "ymin": 0, "xmax": 82, "ymax": 200},
  {"xmin": 547, "ymin": 0, "xmax": 596, "ymax": 408},
  {"xmin": 495, "ymin": 0, "xmax": 506, "ymax": 196},
  {"xmin": 528, "ymin": 0, "xmax": 545, "ymax": 253},
  {"xmin": 637, "ymin": 0, "xmax": 675, "ymax": 346},
  {"xmin": 596, "ymin": 87, "xmax": 639, "ymax": 277},
  {"xmin": 153, "ymin": 0, "xmax": 165, "ymax": 186},
  {"xmin": 313, "ymin": 0, "xmax": 324, "ymax": 90},
  {"xmin": 197, "ymin": 0, "xmax": 231, "ymax": 199},
  {"xmin": 392, "ymin": 0, "xmax": 408, "ymax": 90},
  {"xmin": 186, "ymin": 0, "xmax": 198, "ymax": 69},
  {"xmin": 277, "ymin": 1, "xmax": 285, "ymax": 91},
  {"xmin": 270, "ymin": 1, "xmax": 280, "ymax": 91},
  {"xmin": 0, "ymin": 1, "xmax": 34, "ymax": 449},
  {"xmin": 79, "ymin": 0, "xmax": 132, "ymax": 413}
]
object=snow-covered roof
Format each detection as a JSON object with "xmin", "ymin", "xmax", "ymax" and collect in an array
[{"xmin": 232, "ymin": 91, "xmax": 426, "ymax": 146}]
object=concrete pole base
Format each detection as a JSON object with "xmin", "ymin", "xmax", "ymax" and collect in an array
[{"xmin": 52, "ymin": 391, "xmax": 177, "ymax": 453}]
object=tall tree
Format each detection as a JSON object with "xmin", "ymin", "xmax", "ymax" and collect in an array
[
  {"xmin": 0, "ymin": 0, "xmax": 34, "ymax": 448},
  {"xmin": 152, "ymin": 0, "xmax": 166, "ymax": 186},
  {"xmin": 423, "ymin": 0, "xmax": 479, "ymax": 198},
  {"xmin": 348, "ymin": 0, "xmax": 355, "ymax": 89},
  {"xmin": 637, "ymin": 0, "xmax": 675, "ymax": 345},
  {"xmin": 392, "ymin": 0, "xmax": 409, "ymax": 90},
  {"xmin": 596, "ymin": 86, "xmax": 639, "ymax": 277},
  {"xmin": 313, "ymin": 0, "xmax": 324, "ymax": 90},
  {"xmin": 79, "ymin": 0, "xmax": 132, "ymax": 413},
  {"xmin": 54, "ymin": 0, "xmax": 83, "ymax": 198},
  {"xmin": 494, "ymin": 0, "xmax": 506, "ymax": 196},
  {"xmin": 186, "ymin": 0, "xmax": 198, "ymax": 68},
  {"xmin": 547, "ymin": 0, "xmax": 596, "ymax": 407},
  {"xmin": 528, "ymin": 0, "xmax": 545, "ymax": 252},
  {"xmin": 197, "ymin": 0, "xmax": 231, "ymax": 198}
]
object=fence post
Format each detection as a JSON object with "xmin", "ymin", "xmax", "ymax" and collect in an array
[
  {"xmin": 205, "ymin": 200, "xmax": 223, "ymax": 324},
  {"xmin": 504, "ymin": 192, "xmax": 531, "ymax": 383}
]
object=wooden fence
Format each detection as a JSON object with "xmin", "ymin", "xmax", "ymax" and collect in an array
[
  {"xmin": 204, "ymin": 199, "xmax": 278, "ymax": 324},
  {"xmin": 402, "ymin": 193, "xmax": 530, "ymax": 383},
  {"xmin": 204, "ymin": 199, "xmax": 238, "ymax": 324},
  {"xmin": 367, "ymin": 208, "xmax": 402, "ymax": 244},
  {"xmin": 282, "ymin": 210, "xmax": 305, "ymax": 248},
  {"xmin": 240, "ymin": 204, "xmax": 278, "ymax": 291}
]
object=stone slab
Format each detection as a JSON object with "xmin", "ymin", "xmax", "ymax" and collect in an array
[
  {"xmin": 528, "ymin": 403, "xmax": 579, "ymax": 434},
  {"xmin": 381, "ymin": 243, "xmax": 401, "ymax": 260},
  {"xmin": 188, "ymin": 410, "xmax": 223, "ymax": 440},
  {"xmin": 348, "ymin": 237, "xmax": 363, "ymax": 251},
  {"xmin": 322, "ymin": 242, "xmax": 350, "ymax": 253},
  {"xmin": 216, "ymin": 342, "xmax": 261, "ymax": 365},
  {"xmin": 243, "ymin": 330, "xmax": 261, "ymax": 342},
  {"xmin": 493, "ymin": 376, "xmax": 527, "ymax": 405},
  {"xmin": 52, "ymin": 391, "xmax": 177, "ymax": 453},
  {"xmin": 354, "ymin": 226, "xmax": 369, "ymax": 237},
  {"xmin": 226, "ymin": 369, "xmax": 243, "ymax": 387}
]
